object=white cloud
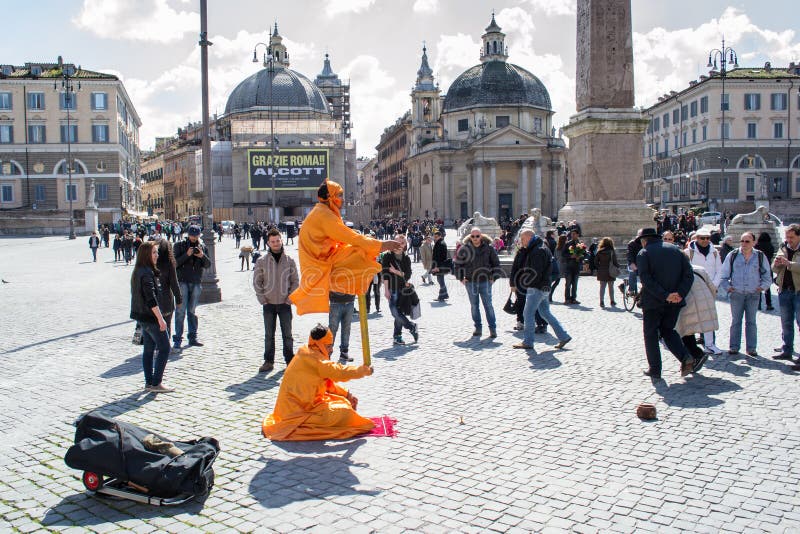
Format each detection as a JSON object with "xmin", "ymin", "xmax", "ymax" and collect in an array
[
  {"xmin": 340, "ymin": 55, "xmax": 409, "ymax": 152},
  {"xmin": 324, "ymin": 0, "xmax": 376, "ymax": 17},
  {"xmin": 413, "ymin": 0, "xmax": 439, "ymax": 14},
  {"xmin": 72, "ymin": 0, "xmax": 198, "ymax": 43},
  {"xmin": 633, "ymin": 7, "xmax": 800, "ymax": 109},
  {"xmin": 522, "ymin": 0, "xmax": 576, "ymax": 17}
]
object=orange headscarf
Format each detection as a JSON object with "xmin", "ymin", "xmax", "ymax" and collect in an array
[
  {"xmin": 319, "ymin": 180, "xmax": 344, "ymax": 219},
  {"xmin": 307, "ymin": 327, "xmax": 334, "ymax": 358}
]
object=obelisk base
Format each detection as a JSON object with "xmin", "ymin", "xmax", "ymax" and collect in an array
[{"xmin": 559, "ymin": 108, "xmax": 654, "ymax": 243}]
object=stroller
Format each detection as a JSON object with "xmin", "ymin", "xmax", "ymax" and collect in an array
[{"xmin": 64, "ymin": 410, "xmax": 220, "ymax": 506}]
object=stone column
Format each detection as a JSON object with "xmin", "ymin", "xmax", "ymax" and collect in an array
[
  {"xmin": 474, "ymin": 163, "xmax": 483, "ymax": 214},
  {"xmin": 558, "ymin": 0, "xmax": 654, "ymax": 242},
  {"xmin": 533, "ymin": 162, "xmax": 542, "ymax": 210},
  {"xmin": 466, "ymin": 163, "xmax": 473, "ymax": 214},
  {"xmin": 488, "ymin": 162, "xmax": 497, "ymax": 218},
  {"xmin": 519, "ymin": 161, "xmax": 529, "ymax": 214}
]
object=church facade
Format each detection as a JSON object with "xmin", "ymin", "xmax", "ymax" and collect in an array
[{"xmin": 405, "ymin": 15, "xmax": 567, "ymax": 223}]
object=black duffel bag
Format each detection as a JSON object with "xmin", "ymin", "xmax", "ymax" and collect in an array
[{"xmin": 64, "ymin": 410, "xmax": 220, "ymax": 498}]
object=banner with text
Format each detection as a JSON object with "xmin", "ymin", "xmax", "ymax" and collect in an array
[{"xmin": 248, "ymin": 148, "xmax": 329, "ymax": 190}]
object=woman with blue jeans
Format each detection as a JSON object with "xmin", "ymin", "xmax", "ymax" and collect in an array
[
  {"xmin": 130, "ymin": 241, "xmax": 174, "ymax": 393},
  {"xmin": 717, "ymin": 232, "xmax": 773, "ymax": 356}
]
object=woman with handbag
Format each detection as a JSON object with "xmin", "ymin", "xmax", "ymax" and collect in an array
[
  {"xmin": 130, "ymin": 241, "xmax": 174, "ymax": 393},
  {"xmin": 594, "ymin": 237, "xmax": 620, "ymax": 308}
]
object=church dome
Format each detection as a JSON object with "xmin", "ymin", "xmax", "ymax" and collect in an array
[
  {"xmin": 442, "ymin": 61, "xmax": 551, "ymax": 113},
  {"xmin": 225, "ymin": 66, "xmax": 330, "ymax": 115}
]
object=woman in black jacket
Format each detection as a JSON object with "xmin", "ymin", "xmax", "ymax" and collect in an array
[
  {"xmin": 156, "ymin": 239, "xmax": 182, "ymax": 349},
  {"xmin": 755, "ymin": 232, "xmax": 775, "ymax": 310},
  {"xmin": 131, "ymin": 241, "xmax": 174, "ymax": 393}
]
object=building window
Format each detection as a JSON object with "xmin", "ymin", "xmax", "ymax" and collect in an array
[
  {"xmin": 27, "ymin": 92, "xmax": 45, "ymax": 110},
  {"xmin": 771, "ymin": 93, "xmax": 787, "ymax": 111},
  {"xmin": 60, "ymin": 124, "xmax": 78, "ymax": 143},
  {"xmin": 700, "ymin": 96, "xmax": 708, "ymax": 113},
  {"xmin": 746, "ymin": 177, "xmax": 755, "ymax": 193},
  {"xmin": 30, "ymin": 66, "xmax": 42, "ymax": 76},
  {"xmin": 664, "ymin": 139, "xmax": 669, "ymax": 153},
  {"xmin": 0, "ymin": 125, "xmax": 12, "ymax": 143},
  {"xmin": 653, "ymin": 117, "xmax": 660, "ymax": 131},
  {"xmin": 721, "ymin": 123, "xmax": 730, "ymax": 140},
  {"xmin": 533, "ymin": 117, "xmax": 542, "ymax": 132},
  {"xmin": 28, "ymin": 125, "xmax": 46, "ymax": 143},
  {"xmin": 672, "ymin": 109, "xmax": 679, "ymax": 124},
  {"xmin": 496, "ymin": 115, "xmax": 510, "ymax": 128},
  {"xmin": 91, "ymin": 92, "xmax": 108, "ymax": 110},
  {"xmin": 674, "ymin": 135, "xmax": 678, "ymax": 149},
  {"xmin": 796, "ymin": 177, "xmax": 800, "ymax": 193},
  {"xmin": 722, "ymin": 177, "xmax": 729, "ymax": 193},
  {"xmin": 0, "ymin": 92, "xmax": 11, "ymax": 110},
  {"xmin": 681, "ymin": 105, "xmax": 688, "ymax": 121},
  {"xmin": 457, "ymin": 118, "xmax": 468, "ymax": 132},
  {"xmin": 773, "ymin": 177, "xmax": 784, "ymax": 193},
  {"xmin": 663, "ymin": 113, "xmax": 669, "ymax": 128},
  {"xmin": 702, "ymin": 125, "xmax": 707, "ymax": 141},
  {"xmin": 744, "ymin": 93, "xmax": 761, "ymax": 110},
  {"xmin": 691, "ymin": 180, "xmax": 697, "ymax": 195},
  {"xmin": 673, "ymin": 182, "xmax": 679, "ymax": 197},
  {"xmin": 774, "ymin": 122, "xmax": 784, "ymax": 139},
  {"xmin": 1, "ymin": 184, "xmax": 12, "ymax": 203},
  {"xmin": 682, "ymin": 132, "xmax": 687, "ymax": 146},
  {"xmin": 92, "ymin": 124, "xmax": 109, "ymax": 143},
  {"xmin": 747, "ymin": 122, "xmax": 757, "ymax": 139},
  {"xmin": 692, "ymin": 129, "xmax": 697, "ymax": 144},
  {"xmin": 721, "ymin": 93, "xmax": 730, "ymax": 111},
  {"xmin": 690, "ymin": 101, "xmax": 698, "ymax": 117},
  {"xmin": 65, "ymin": 183, "xmax": 77, "ymax": 201},
  {"xmin": 97, "ymin": 183, "xmax": 108, "ymax": 201},
  {"xmin": 34, "ymin": 184, "xmax": 46, "ymax": 202},
  {"xmin": 59, "ymin": 93, "xmax": 76, "ymax": 110}
]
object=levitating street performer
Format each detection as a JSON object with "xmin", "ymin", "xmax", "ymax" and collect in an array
[
  {"xmin": 290, "ymin": 180, "xmax": 402, "ymax": 315},
  {"xmin": 262, "ymin": 324, "xmax": 375, "ymax": 441}
]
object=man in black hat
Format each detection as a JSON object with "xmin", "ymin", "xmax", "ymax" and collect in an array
[
  {"xmin": 173, "ymin": 225, "xmax": 211, "ymax": 350},
  {"xmin": 636, "ymin": 228, "xmax": 699, "ymax": 380}
]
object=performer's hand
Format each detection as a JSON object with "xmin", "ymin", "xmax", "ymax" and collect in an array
[
  {"xmin": 360, "ymin": 365, "xmax": 374, "ymax": 376},
  {"xmin": 380, "ymin": 240, "xmax": 403, "ymax": 253},
  {"xmin": 346, "ymin": 392, "xmax": 358, "ymax": 410}
]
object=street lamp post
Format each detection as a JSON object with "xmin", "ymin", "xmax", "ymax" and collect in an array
[
  {"xmin": 707, "ymin": 37, "xmax": 738, "ymax": 213},
  {"xmin": 198, "ymin": 0, "xmax": 221, "ymax": 303},
  {"xmin": 253, "ymin": 42, "xmax": 278, "ymax": 224},
  {"xmin": 56, "ymin": 72, "xmax": 80, "ymax": 239}
]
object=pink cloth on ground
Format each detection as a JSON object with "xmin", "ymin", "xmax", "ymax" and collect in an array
[{"xmin": 365, "ymin": 416, "xmax": 398, "ymax": 437}]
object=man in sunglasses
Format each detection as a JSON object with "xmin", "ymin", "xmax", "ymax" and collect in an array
[
  {"xmin": 718, "ymin": 231, "xmax": 773, "ymax": 356},
  {"xmin": 454, "ymin": 227, "xmax": 502, "ymax": 338},
  {"xmin": 771, "ymin": 224, "xmax": 800, "ymax": 368}
]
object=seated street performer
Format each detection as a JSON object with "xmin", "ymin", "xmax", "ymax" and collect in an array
[
  {"xmin": 290, "ymin": 179, "xmax": 402, "ymax": 315},
  {"xmin": 262, "ymin": 324, "xmax": 375, "ymax": 441}
]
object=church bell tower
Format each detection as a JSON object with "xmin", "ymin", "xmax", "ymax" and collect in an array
[{"xmin": 410, "ymin": 43, "xmax": 441, "ymax": 150}]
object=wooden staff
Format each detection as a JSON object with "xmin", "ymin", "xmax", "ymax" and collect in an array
[{"xmin": 357, "ymin": 294, "xmax": 371, "ymax": 367}]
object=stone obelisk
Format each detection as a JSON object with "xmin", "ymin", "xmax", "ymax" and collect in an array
[{"xmin": 558, "ymin": 0, "xmax": 654, "ymax": 241}]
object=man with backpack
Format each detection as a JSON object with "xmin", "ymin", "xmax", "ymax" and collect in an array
[{"xmin": 718, "ymin": 231, "xmax": 773, "ymax": 357}]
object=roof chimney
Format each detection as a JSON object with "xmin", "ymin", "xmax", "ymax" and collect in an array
[{"xmin": 58, "ymin": 55, "xmax": 63, "ymax": 68}]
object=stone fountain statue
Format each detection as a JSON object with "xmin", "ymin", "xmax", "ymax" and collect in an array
[
  {"xmin": 725, "ymin": 205, "xmax": 781, "ymax": 245},
  {"xmin": 456, "ymin": 211, "xmax": 502, "ymax": 240}
]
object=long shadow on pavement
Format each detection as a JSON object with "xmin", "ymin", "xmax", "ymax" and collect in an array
[
  {"xmin": 653, "ymin": 375, "xmax": 742, "ymax": 408},
  {"xmin": 226, "ymin": 369, "xmax": 285, "ymax": 401},
  {"xmin": 250, "ymin": 439, "xmax": 378, "ymax": 508},
  {"xmin": 372, "ymin": 344, "xmax": 416, "ymax": 361},
  {"xmin": 528, "ymin": 349, "xmax": 562, "ymax": 370},
  {"xmin": 2, "ymin": 320, "xmax": 136, "ymax": 355}
]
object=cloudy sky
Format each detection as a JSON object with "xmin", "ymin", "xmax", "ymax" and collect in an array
[{"xmin": 3, "ymin": 0, "xmax": 798, "ymax": 154}]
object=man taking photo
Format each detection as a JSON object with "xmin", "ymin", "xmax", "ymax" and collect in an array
[{"xmin": 172, "ymin": 225, "xmax": 211, "ymax": 350}]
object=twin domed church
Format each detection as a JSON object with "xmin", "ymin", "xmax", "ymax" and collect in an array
[
  {"xmin": 209, "ymin": 15, "xmax": 564, "ymax": 223},
  {"xmin": 405, "ymin": 14, "xmax": 566, "ymax": 221}
]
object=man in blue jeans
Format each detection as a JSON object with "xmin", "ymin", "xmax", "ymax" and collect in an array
[
  {"xmin": 512, "ymin": 230, "xmax": 571, "ymax": 351},
  {"xmin": 454, "ymin": 227, "xmax": 501, "ymax": 338},
  {"xmin": 329, "ymin": 291, "xmax": 355, "ymax": 363},
  {"xmin": 382, "ymin": 235, "xmax": 418, "ymax": 345},
  {"xmin": 771, "ymin": 224, "xmax": 800, "ymax": 369},
  {"xmin": 718, "ymin": 231, "xmax": 773, "ymax": 357},
  {"xmin": 172, "ymin": 225, "xmax": 211, "ymax": 350}
]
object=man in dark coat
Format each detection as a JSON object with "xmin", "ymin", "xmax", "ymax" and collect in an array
[
  {"xmin": 636, "ymin": 228, "xmax": 699, "ymax": 380},
  {"xmin": 172, "ymin": 225, "xmax": 211, "ymax": 349},
  {"xmin": 454, "ymin": 228, "xmax": 502, "ymax": 338},
  {"xmin": 430, "ymin": 231, "xmax": 450, "ymax": 301}
]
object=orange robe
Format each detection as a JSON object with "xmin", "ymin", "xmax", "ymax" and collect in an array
[
  {"xmin": 261, "ymin": 344, "xmax": 374, "ymax": 441},
  {"xmin": 290, "ymin": 202, "xmax": 382, "ymax": 315}
]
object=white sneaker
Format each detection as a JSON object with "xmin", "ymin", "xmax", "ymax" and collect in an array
[
  {"xmin": 705, "ymin": 344, "xmax": 723, "ymax": 355},
  {"xmin": 514, "ymin": 321, "xmax": 524, "ymax": 330}
]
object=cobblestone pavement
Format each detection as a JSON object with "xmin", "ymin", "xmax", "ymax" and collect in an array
[{"xmin": 1, "ymin": 234, "xmax": 799, "ymax": 533}]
